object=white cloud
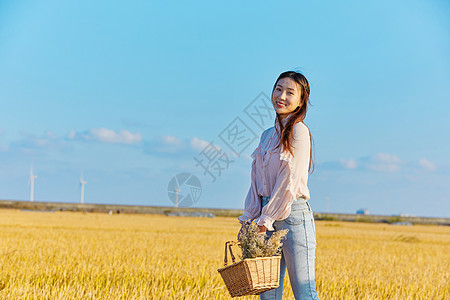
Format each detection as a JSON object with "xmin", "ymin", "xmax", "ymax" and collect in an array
[
  {"xmin": 366, "ymin": 153, "xmax": 402, "ymax": 172},
  {"xmin": 69, "ymin": 128, "xmax": 142, "ymax": 144},
  {"xmin": 161, "ymin": 135, "xmax": 183, "ymax": 147},
  {"xmin": 331, "ymin": 153, "xmax": 403, "ymax": 173},
  {"xmin": 143, "ymin": 135, "xmax": 225, "ymax": 158},
  {"xmin": 368, "ymin": 162, "xmax": 401, "ymax": 172},
  {"xmin": 67, "ymin": 130, "xmax": 76, "ymax": 139},
  {"xmin": 144, "ymin": 135, "xmax": 185, "ymax": 154},
  {"xmin": 45, "ymin": 131, "xmax": 57, "ymax": 139},
  {"xmin": 190, "ymin": 137, "xmax": 211, "ymax": 151},
  {"xmin": 5, "ymin": 128, "xmax": 143, "ymax": 155},
  {"xmin": 418, "ymin": 158, "xmax": 436, "ymax": 171},
  {"xmin": 90, "ymin": 128, "xmax": 142, "ymax": 144},
  {"xmin": 9, "ymin": 130, "xmax": 69, "ymax": 154},
  {"xmin": 371, "ymin": 153, "xmax": 400, "ymax": 164},
  {"xmin": 340, "ymin": 158, "xmax": 358, "ymax": 169}
]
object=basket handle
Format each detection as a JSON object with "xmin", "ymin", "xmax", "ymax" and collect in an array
[{"xmin": 223, "ymin": 241, "xmax": 240, "ymax": 267}]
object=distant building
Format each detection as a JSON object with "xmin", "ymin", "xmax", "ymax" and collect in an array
[{"xmin": 356, "ymin": 208, "xmax": 369, "ymax": 215}]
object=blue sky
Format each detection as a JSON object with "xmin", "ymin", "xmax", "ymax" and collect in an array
[{"xmin": 0, "ymin": 0, "xmax": 449, "ymax": 217}]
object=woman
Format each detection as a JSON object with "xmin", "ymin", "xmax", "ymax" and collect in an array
[{"xmin": 238, "ymin": 71, "xmax": 319, "ymax": 300}]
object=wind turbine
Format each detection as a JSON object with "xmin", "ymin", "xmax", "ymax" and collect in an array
[
  {"xmin": 80, "ymin": 175, "xmax": 87, "ymax": 203},
  {"xmin": 174, "ymin": 186, "xmax": 180, "ymax": 207},
  {"xmin": 29, "ymin": 165, "xmax": 37, "ymax": 202}
]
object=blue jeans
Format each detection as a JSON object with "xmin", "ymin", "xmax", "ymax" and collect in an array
[{"xmin": 259, "ymin": 196, "xmax": 319, "ymax": 300}]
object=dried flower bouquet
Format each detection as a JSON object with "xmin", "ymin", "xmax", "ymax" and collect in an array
[{"xmin": 238, "ymin": 222, "xmax": 288, "ymax": 260}]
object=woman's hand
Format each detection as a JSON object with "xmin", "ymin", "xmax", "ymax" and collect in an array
[{"xmin": 258, "ymin": 225, "xmax": 267, "ymax": 234}]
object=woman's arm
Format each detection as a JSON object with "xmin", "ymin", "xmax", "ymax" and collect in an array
[
  {"xmin": 237, "ymin": 130, "xmax": 267, "ymax": 224},
  {"xmin": 254, "ymin": 122, "xmax": 311, "ymax": 231},
  {"xmin": 237, "ymin": 158, "xmax": 261, "ymax": 224}
]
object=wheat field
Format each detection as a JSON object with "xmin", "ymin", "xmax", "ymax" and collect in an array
[{"xmin": 0, "ymin": 209, "xmax": 448, "ymax": 299}]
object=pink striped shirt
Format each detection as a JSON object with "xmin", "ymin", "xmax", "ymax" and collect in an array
[{"xmin": 238, "ymin": 114, "xmax": 311, "ymax": 231}]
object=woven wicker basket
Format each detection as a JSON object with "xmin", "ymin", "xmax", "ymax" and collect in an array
[{"xmin": 217, "ymin": 241, "xmax": 281, "ymax": 297}]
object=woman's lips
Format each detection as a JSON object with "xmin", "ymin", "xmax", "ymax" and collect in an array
[{"xmin": 276, "ymin": 102, "xmax": 285, "ymax": 108}]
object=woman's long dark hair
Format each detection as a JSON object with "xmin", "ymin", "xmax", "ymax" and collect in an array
[{"xmin": 273, "ymin": 71, "xmax": 315, "ymax": 174}]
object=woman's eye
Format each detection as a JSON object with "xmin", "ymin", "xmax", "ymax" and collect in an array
[{"xmin": 289, "ymin": 92, "xmax": 294, "ymax": 95}]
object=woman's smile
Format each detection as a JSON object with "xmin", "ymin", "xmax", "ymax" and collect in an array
[{"xmin": 272, "ymin": 77, "xmax": 302, "ymax": 116}]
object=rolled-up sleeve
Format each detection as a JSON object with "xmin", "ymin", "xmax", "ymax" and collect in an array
[
  {"xmin": 238, "ymin": 131, "xmax": 267, "ymax": 224},
  {"xmin": 254, "ymin": 123, "xmax": 311, "ymax": 231}
]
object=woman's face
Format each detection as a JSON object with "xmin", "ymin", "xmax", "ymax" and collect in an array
[{"xmin": 272, "ymin": 77, "xmax": 302, "ymax": 118}]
